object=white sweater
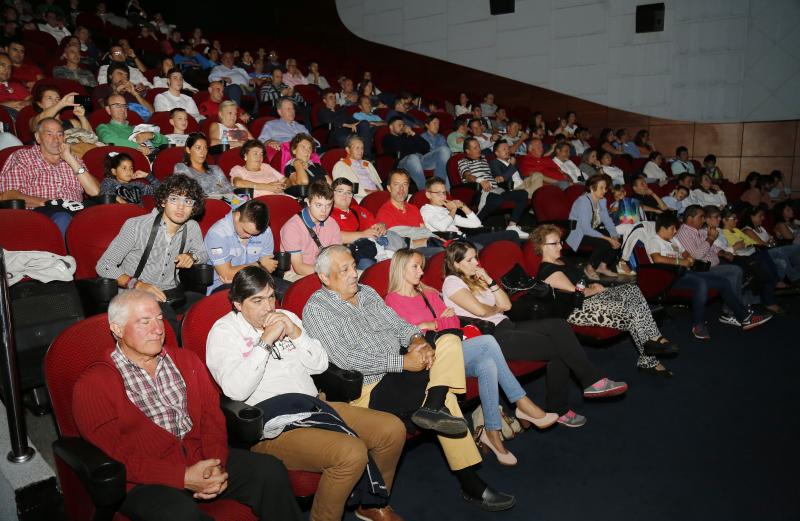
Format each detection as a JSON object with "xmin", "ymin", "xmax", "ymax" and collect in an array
[
  {"xmin": 420, "ymin": 203, "xmax": 482, "ymax": 232},
  {"xmin": 206, "ymin": 310, "xmax": 328, "ymax": 406}
]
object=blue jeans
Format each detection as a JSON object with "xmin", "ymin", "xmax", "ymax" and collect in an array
[
  {"xmin": 462, "ymin": 334, "xmax": 526, "ymax": 431},
  {"xmin": 50, "ymin": 211, "xmax": 73, "ymax": 236},
  {"xmin": 398, "ymin": 145, "xmax": 451, "ymax": 191},
  {"xmin": 224, "ymin": 84, "xmax": 243, "ymax": 107},
  {"xmin": 767, "ymin": 244, "xmax": 800, "ymax": 281},
  {"xmin": 672, "ymin": 271, "xmax": 747, "ymax": 327}
]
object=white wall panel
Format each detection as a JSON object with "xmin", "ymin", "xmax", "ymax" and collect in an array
[{"xmin": 336, "ymin": 0, "xmax": 800, "ymax": 122}]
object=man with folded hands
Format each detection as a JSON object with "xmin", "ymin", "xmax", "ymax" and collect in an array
[{"xmin": 206, "ymin": 266, "xmax": 406, "ymax": 521}]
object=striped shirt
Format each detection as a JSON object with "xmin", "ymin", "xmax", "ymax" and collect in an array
[
  {"xmin": 110, "ymin": 344, "xmax": 193, "ymax": 439},
  {"xmin": 0, "ymin": 145, "xmax": 86, "ymax": 201},
  {"xmin": 302, "ymin": 285, "xmax": 420, "ymax": 385},
  {"xmin": 95, "ymin": 209, "xmax": 209, "ymax": 289},
  {"xmin": 457, "ymin": 157, "xmax": 497, "ymax": 190}
]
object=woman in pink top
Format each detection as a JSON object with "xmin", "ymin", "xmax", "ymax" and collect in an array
[
  {"xmin": 441, "ymin": 241, "xmax": 628, "ymax": 428},
  {"xmin": 384, "ymin": 249, "xmax": 557, "ymax": 466},
  {"xmin": 229, "ymin": 140, "xmax": 287, "ymax": 197}
]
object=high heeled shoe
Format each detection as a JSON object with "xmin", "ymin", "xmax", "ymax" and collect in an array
[
  {"xmin": 477, "ymin": 428, "xmax": 517, "ymax": 466},
  {"xmin": 515, "ymin": 408, "xmax": 559, "ymax": 429}
]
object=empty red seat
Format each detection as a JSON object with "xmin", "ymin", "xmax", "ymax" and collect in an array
[
  {"xmin": 196, "ymin": 198, "xmax": 231, "ymax": 237},
  {"xmin": 359, "ymin": 191, "xmax": 391, "ymax": 216},
  {"xmin": 253, "ymin": 195, "xmax": 301, "ymax": 251},
  {"xmin": 359, "ymin": 259, "xmax": 391, "ymax": 298},
  {"xmin": 280, "ymin": 274, "xmax": 322, "ymax": 317}
]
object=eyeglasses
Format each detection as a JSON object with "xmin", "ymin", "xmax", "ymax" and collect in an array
[
  {"xmin": 333, "ymin": 190, "xmax": 353, "ymax": 197},
  {"xmin": 167, "ymin": 195, "xmax": 196, "ymax": 207},
  {"xmin": 543, "ymin": 240, "xmax": 563, "ymax": 246},
  {"xmin": 427, "ymin": 191, "xmax": 447, "ymax": 195},
  {"xmin": 109, "ymin": 103, "xmax": 128, "ymax": 109}
]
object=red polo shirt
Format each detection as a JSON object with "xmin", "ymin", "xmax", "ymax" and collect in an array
[
  {"xmin": 517, "ymin": 155, "xmax": 566, "ymax": 181},
  {"xmin": 11, "ymin": 63, "xmax": 42, "ymax": 84},
  {"xmin": 330, "ymin": 202, "xmax": 377, "ymax": 232},
  {"xmin": 0, "ymin": 80, "xmax": 30, "ymax": 102},
  {"xmin": 376, "ymin": 200, "xmax": 424, "ymax": 229}
]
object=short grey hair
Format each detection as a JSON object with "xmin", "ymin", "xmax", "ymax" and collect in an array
[
  {"xmin": 107, "ymin": 289, "xmax": 157, "ymax": 327},
  {"xmin": 344, "ymin": 134, "xmax": 363, "ymax": 149},
  {"xmin": 277, "ymin": 97, "xmax": 294, "ymax": 111},
  {"xmin": 314, "ymin": 245, "xmax": 351, "ymax": 278}
]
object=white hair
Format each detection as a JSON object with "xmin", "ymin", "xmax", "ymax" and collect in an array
[
  {"xmin": 107, "ymin": 289, "xmax": 157, "ymax": 327},
  {"xmin": 314, "ymin": 245, "xmax": 351, "ymax": 278}
]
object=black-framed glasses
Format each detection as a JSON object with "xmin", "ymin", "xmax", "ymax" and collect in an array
[{"xmin": 544, "ymin": 240, "xmax": 563, "ymax": 246}]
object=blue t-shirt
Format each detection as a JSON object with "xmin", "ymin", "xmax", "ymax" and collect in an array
[{"xmin": 204, "ymin": 213, "xmax": 275, "ymax": 293}]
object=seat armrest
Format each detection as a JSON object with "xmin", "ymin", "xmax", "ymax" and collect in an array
[
  {"xmin": 52, "ymin": 437, "xmax": 126, "ymax": 508},
  {"xmin": 312, "ymin": 363, "xmax": 363, "ymax": 403},
  {"xmin": 221, "ymin": 396, "xmax": 264, "ymax": 445}
]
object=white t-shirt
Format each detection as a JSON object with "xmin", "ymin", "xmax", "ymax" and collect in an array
[
  {"xmin": 153, "ymin": 91, "xmax": 201, "ymax": 120},
  {"xmin": 553, "ymin": 158, "xmax": 583, "ymax": 182},
  {"xmin": 441, "ymin": 275, "xmax": 506, "ymax": 325},
  {"xmin": 205, "ymin": 310, "xmax": 328, "ymax": 405},
  {"xmin": 643, "ymin": 161, "xmax": 667, "ymax": 181},
  {"xmin": 645, "ymin": 235, "xmax": 684, "ymax": 260},
  {"xmin": 420, "ymin": 204, "xmax": 481, "ymax": 232}
]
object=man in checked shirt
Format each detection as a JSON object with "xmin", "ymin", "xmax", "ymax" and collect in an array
[
  {"xmin": 303, "ymin": 245, "xmax": 515, "ymax": 512},
  {"xmin": 73, "ymin": 289, "xmax": 303, "ymax": 521}
]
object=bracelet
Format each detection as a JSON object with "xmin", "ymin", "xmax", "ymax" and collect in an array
[
  {"xmin": 490, "ymin": 286, "xmax": 501, "ymax": 292},
  {"xmin": 488, "ymin": 280, "xmax": 498, "ymax": 288}
]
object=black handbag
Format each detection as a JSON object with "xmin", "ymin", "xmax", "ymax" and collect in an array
[
  {"xmin": 348, "ymin": 237, "xmax": 378, "ymax": 263},
  {"xmin": 501, "ymin": 264, "xmax": 550, "ymax": 298},
  {"xmin": 458, "ymin": 316, "xmax": 497, "ymax": 335}
]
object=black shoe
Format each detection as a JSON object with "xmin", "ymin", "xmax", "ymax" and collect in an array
[
  {"xmin": 643, "ymin": 337, "xmax": 679, "ymax": 357},
  {"xmin": 411, "ymin": 406, "xmax": 468, "ymax": 437},
  {"xmin": 637, "ymin": 366, "xmax": 674, "ymax": 378},
  {"xmin": 461, "ymin": 486, "xmax": 516, "ymax": 512}
]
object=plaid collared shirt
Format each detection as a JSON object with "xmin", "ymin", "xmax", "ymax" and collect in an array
[
  {"xmin": 0, "ymin": 145, "xmax": 86, "ymax": 201},
  {"xmin": 110, "ymin": 344, "xmax": 193, "ymax": 439},
  {"xmin": 302, "ymin": 284, "xmax": 420, "ymax": 385}
]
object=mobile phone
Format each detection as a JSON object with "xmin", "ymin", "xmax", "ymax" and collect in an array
[{"xmin": 73, "ymin": 95, "xmax": 91, "ymax": 106}]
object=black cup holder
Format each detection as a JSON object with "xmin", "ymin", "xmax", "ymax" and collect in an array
[
  {"xmin": 274, "ymin": 252, "xmax": 292, "ymax": 272},
  {"xmin": 0, "ymin": 199, "xmax": 25, "ymax": 209},
  {"xmin": 285, "ymin": 184, "xmax": 309, "ymax": 200},
  {"xmin": 91, "ymin": 461, "xmax": 124, "ymax": 481},
  {"xmin": 238, "ymin": 408, "xmax": 262, "ymax": 421},
  {"xmin": 233, "ymin": 187, "xmax": 254, "ymax": 199}
]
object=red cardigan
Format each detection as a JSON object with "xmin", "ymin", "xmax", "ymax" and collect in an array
[{"xmin": 73, "ymin": 346, "xmax": 229, "ymax": 491}]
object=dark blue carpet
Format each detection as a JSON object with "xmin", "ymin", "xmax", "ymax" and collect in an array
[{"xmin": 344, "ymin": 298, "xmax": 800, "ymax": 521}]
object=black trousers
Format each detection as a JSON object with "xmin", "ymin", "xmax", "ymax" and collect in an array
[
  {"xmin": 160, "ymin": 290, "xmax": 205, "ymax": 343},
  {"xmin": 493, "ymin": 318, "xmax": 604, "ymax": 415},
  {"xmin": 580, "ymin": 233, "xmax": 619, "ymax": 269},
  {"xmin": 120, "ymin": 448, "xmax": 303, "ymax": 521},
  {"xmin": 369, "ymin": 370, "xmax": 429, "ymax": 433},
  {"xmin": 477, "ymin": 189, "xmax": 528, "ymax": 224}
]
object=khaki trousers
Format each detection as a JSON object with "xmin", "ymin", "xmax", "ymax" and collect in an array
[
  {"xmin": 519, "ymin": 172, "xmax": 545, "ymax": 198},
  {"xmin": 352, "ymin": 334, "xmax": 482, "ymax": 471},
  {"xmin": 251, "ymin": 401, "xmax": 406, "ymax": 521}
]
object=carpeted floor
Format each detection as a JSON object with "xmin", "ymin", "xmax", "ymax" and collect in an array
[{"xmin": 346, "ymin": 298, "xmax": 800, "ymax": 521}]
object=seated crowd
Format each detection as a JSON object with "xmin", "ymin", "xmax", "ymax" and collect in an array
[{"xmin": 0, "ymin": 5, "xmax": 798, "ymax": 521}]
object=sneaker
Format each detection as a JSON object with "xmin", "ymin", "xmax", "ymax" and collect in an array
[
  {"xmin": 718, "ymin": 313, "xmax": 740, "ymax": 327},
  {"xmin": 692, "ymin": 324, "xmax": 711, "ymax": 340},
  {"xmin": 505, "ymin": 224, "xmax": 529, "ymax": 239},
  {"xmin": 411, "ymin": 406, "xmax": 468, "ymax": 437},
  {"xmin": 557, "ymin": 410, "xmax": 587, "ymax": 428},
  {"xmin": 355, "ymin": 506, "xmax": 404, "ymax": 521},
  {"xmin": 741, "ymin": 312, "xmax": 773, "ymax": 331},
  {"xmin": 583, "ymin": 377, "xmax": 628, "ymax": 398}
]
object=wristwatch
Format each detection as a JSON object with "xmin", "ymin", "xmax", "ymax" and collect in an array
[
  {"xmin": 255, "ymin": 339, "xmax": 272, "ymax": 351},
  {"xmin": 126, "ymin": 277, "xmax": 138, "ymax": 289},
  {"xmin": 75, "ymin": 166, "xmax": 86, "ymax": 177}
]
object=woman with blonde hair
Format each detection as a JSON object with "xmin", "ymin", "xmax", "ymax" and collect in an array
[
  {"xmin": 209, "ymin": 100, "xmax": 253, "ymax": 148},
  {"xmin": 385, "ymin": 249, "xmax": 558, "ymax": 465}
]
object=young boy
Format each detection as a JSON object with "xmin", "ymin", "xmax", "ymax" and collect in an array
[{"xmin": 166, "ymin": 107, "xmax": 190, "ymax": 147}]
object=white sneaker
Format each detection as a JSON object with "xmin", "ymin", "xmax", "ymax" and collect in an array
[{"xmin": 506, "ymin": 224, "xmax": 529, "ymax": 239}]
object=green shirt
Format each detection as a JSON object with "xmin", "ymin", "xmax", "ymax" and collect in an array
[
  {"xmin": 447, "ymin": 131, "xmax": 467, "ymax": 154},
  {"xmin": 96, "ymin": 120, "xmax": 168, "ymax": 150}
]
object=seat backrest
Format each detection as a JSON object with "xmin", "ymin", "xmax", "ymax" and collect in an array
[
  {"xmin": 294, "ymin": 84, "xmax": 321, "ymax": 105},
  {"xmin": 89, "ymin": 109, "xmax": 143, "ymax": 129},
  {"xmin": 216, "ymin": 147, "xmax": 245, "ymax": 176},
  {"xmin": 358, "ymin": 259, "xmax": 391, "ymax": 298},
  {"xmin": 249, "ymin": 116, "xmax": 275, "ymax": 138},
  {"xmin": 0, "ymin": 209, "xmax": 66, "ymax": 255},
  {"xmin": 447, "ymin": 153, "xmax": 466, "ymax": 188},
  {"xmin": 254, "ymin": 194, "xmax": 301, "ymax": 251},
  {"xmin": 82, "ymin": 146, "xmax": 151, "ymax": 182},
  {"xmin": 152, "ymin": 146, "xmax": 187, "ymax": 180},
  {"xmin": 145, "ymin": 87, "xmax": 168, "ymax": 104},
  {"xmin": 422, "ymin": 251, "xmax": 446, "ymax": 291},
  {"xmin": 181, "ymin": 290, "xmax": 231, "ymax": 364},
  {"xmin": 521, "ymin": 240, "xmax": 543, "ymax": 277},
  {"xmin": 196, "ymin": 198, "xmax": 231, "ymax": 237},
  {"xmin": 532, "ymin": 185, "xmax": 569, "ymax": 221},
  {"xmin": 45, "ymin": 313, "xmax": 178, "ymax": 438},
  {"xmin": 280, "ymin": 274, "xmax": 322, "ymax": 317},
  {"xmin": 563, "ymin": 183, "xmax": 587, "ymax": 207},
  {"xmin": 66, "ymin": 204, "xmax": 149, "ymax": 279},
  {"xmin": 373, "ymin": 126, "xmax": 391, "ymax": 156},
  {"xmin": 359, "ymin": 191, "xmax": 391, "ymax": 216},
  {"xmin": 148, "ymin": 111, "xmax": 200, "ymax": 134},
  {"xmin": 13, "ymin": 105, "xmax": 37, "ymax": 144},
  {"xmin": 478, "ymin": 240, "xmax": 523, "ymax": 280},
  {"xmin": 409, "ymin": 190, "xmax": 429, "ymax": 208},
  {"xmin": 320, "ymin": 148, "xmax": 346, "ymax": 174},
  {"xmin": 0, "ymin": 145, "xmax": 26, "ymax": 171}
]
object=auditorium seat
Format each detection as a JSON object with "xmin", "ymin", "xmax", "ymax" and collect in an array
[
  {"xmin": 82, "ymin": 146, "xmax": 151, "ymax": 182},
  {"xmin": 195, "ymin": 198, "xmax": 232, "ymax": 237},
  {"xmin": 359, "ymin": 259, "xmax": 391, "ymax": 298},
  {"xmin": 280, "ymin": 274, "xmax": 322, "ymax": 317},
  {"xmin": 254, "ymin": 195, "xmax": 301, "ymax": 251},
  {"xmin": 359, "ymin": 191, "xmax": 391, "ymax": 216}
]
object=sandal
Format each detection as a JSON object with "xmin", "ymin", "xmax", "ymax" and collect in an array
[{"xmin": 643, "ymin": 336, "xmax": 679, "ymax": 356}]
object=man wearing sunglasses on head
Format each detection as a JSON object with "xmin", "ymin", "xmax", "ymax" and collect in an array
[{"xmin": 97, "ymin": 174, "xmax": 209, "ymax": 335}]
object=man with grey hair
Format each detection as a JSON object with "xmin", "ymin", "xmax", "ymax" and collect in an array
[
  {"xmin": 72, "ymin": 290, "xmax": 303, "ymax": 521},
  {"xmin": 0, "ymin": 117, "xmax": 99, "ymax": 234},
  {"xmin": 257, "ymin": 96, "xmax": 313, "ymax": 151},
  {"xmin": 303, "ymin": 246, "xmax": 516, "ymax": 512}
]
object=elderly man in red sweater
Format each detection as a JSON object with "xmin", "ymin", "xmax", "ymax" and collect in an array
[
  {"xmin": 73, "ymin": 290, "xmax": 303, "ymax": 521},
  {"xmin": 517, "ymin": 137, "xmax": 572, "ymax": 191}
]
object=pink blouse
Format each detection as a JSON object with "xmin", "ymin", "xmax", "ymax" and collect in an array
[
  {"xmin": 385, "ymin": 290, "xmax": 460, "ymax": 331},
  {"xmin": 229, "ymin": 164, "xmax": 285, "ymax": 198}
]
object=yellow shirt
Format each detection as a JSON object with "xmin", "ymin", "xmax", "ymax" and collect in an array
[{"xmin": 722, "ymin": 227, "xmax": 757, "ymax": 247}]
